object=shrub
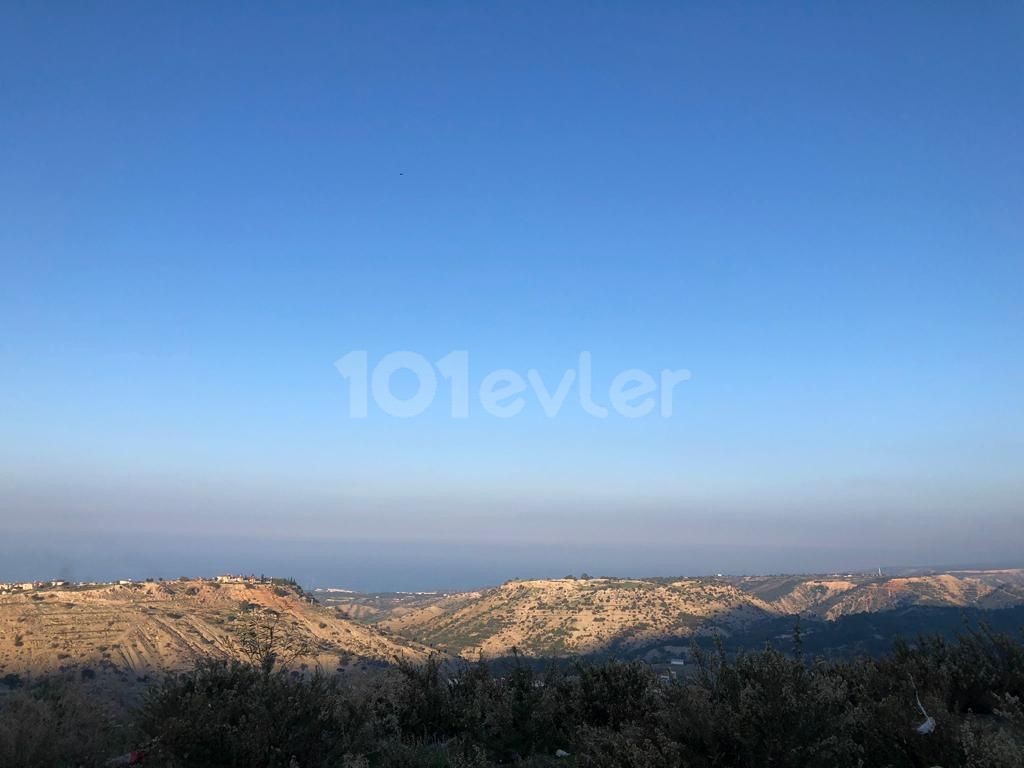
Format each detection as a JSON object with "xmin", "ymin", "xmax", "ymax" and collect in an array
[
  {"xmin": 140, "ymin": 661, "xmax": 374, "ymax": 767},
  {"xmin": 5, "ymin": 628, "xmax": 1024, "ymax": 767},
  {"xmin": 1, "ymin": 673, "xmax": 23, "ymax": 689},
  {"xmin": 0, "ymin": 679, "xmax": 129, "ymax": 768}
]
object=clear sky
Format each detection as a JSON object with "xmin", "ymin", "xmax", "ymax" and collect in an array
[{"xmin": 2, "ymin": 3, "xmax": 1022, "ymax": 588}]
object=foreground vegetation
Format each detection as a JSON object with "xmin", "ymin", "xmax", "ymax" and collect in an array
[{"xmin": 1, "ymin": 627, "xmax": 1022, "ymax": 767}]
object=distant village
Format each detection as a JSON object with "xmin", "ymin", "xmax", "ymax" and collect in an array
[{"xmin": 0, "ymin": 573, "xmax": 272, "ymax": 594}]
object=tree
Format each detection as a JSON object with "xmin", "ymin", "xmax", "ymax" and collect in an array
[{"xmin": 234, "ymin": 608, "xmax": 311, "ymax": 673}]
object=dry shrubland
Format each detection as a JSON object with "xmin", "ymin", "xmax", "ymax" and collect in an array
[{"xmin": 1, "ymin": 625, "xmax": 1022, "ymax": 767}]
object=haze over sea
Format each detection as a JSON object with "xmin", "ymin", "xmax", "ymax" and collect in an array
[{"xmin": 4, "ymin": 527, "xmax": 1021, "ymax": 593}]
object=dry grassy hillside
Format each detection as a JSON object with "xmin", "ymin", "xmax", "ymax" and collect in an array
[
  {"xmin": 8, "ymin": 570, "xmax": 1020, "ymax": 679},
  {"xmin": 373, "ymin": 570, "xmax": 1024, "ymax": 659},
  {"xmin": 379, "ymin": 577, "xmax": 774, "ymax": 658},
  {"xmin": 0, "ymin": 579, "xmax": 432, "ymax": 687},
  {"xmin": 734, "ymin": 570, "xmax": 1024, "ymax": 619},
  {"xmin": 819, "ymin": 573, "xmax": 1024, "ymax": 619},
  {"xmin": 735, "ymin": 576, "xmax": 859, "ymax": 615}
]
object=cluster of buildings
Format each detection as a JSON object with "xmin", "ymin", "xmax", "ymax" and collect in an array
[
  {"xmin": 0, "ymin": 580, "xmax": 68, "ymax": 593},
  {"xmin": 0, "ymin": 574, "xmax": 275, "ymax": 595},
  {"xmin": 214, "ymin": 574, "xmax": 263, "ymax": 584}
]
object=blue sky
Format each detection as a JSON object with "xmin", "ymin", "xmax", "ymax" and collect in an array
[{"xmin": 1, "ymin": 3, "xmax": 1022, "ymax": 586}]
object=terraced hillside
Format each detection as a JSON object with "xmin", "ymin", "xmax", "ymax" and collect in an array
[{"xmin": 0, "ymin": 579, "xmax": 432, "ymax": 687}]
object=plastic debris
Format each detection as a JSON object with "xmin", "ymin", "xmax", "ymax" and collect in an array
[{"xmin": 915, "ymin": 690, "xmax": 935, "ymax": 735}]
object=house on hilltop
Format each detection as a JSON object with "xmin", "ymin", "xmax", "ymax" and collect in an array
[{"xmin": 216, "ymin": 574, "xmax": 260, "ymax": 584}]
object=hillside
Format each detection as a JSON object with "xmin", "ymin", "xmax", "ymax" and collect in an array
[
  {"xmin": 376, "ymin": 577, "xmax": 775, "ymax": 657},
  {"xmin": 0, "ymin": 578, "xmax": 433, "ymax": 687},
  {"xmin": 6, "ymin": 569, "xmax": 1022, "ymax": 682},
  {"xmin": 368, "ymin": 570, "xmax": 1024, "ymax": 659},
  {"xmin": 319, "ymin": 589, "xmax": 483, "ymax": 623},
  {"xmin": 733, "ymin": 569, "xmax": 1024, "ymax": 619}
]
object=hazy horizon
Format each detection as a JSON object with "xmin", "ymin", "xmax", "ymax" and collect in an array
[
  {"xmin": 4, "ymin": 522, "xmax": 1023, "ymax": 592},
  {"xmin": 2, "ymin": 4, "xmax": 1022, "ymax": 580}
]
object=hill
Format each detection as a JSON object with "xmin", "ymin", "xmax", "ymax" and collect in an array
[
  {"xmin": 373, "ymin": 577, "xmax": 774, "ymax": 657},
  {"xmin": 355, "ymin": 569, "xmax": 1024, "ymax": 658},
  {"xmin": 0, "ymin": 578, "xmax": 433, "ymax": 688},
  {"xmin": 733, "ymin": 569, "xmax": 1024, "ymax": 618}
]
